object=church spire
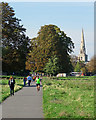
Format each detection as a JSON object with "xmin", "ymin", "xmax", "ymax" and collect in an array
[
  {"xmin": 78, "ymin": 28, "xmax": 88, "ymax": 62},
  {"xmin": 80, "ymin": 28, "xmax": 86, "ymax": 54}
]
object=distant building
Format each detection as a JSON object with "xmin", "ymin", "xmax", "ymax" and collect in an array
[
  {"xmin": 78, "ymin": 29, "xmax": 88, "ymax": 62},
  {"xmin": 56, "ymin": 73, "xmax": 66, "ymax": 77}
]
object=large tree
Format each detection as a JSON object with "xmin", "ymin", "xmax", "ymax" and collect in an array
[
  {"xmin": 87, "ymin": 56, "xmax": 96, "ymax": 74},
  {"xmin": 74, "ymin": 62, "xmax": 81, "ymax": 72},
  {"xmin": 1, "ymin": 2, "xmax": 30, "ymax": 74},
  {"xmin": 44, "ymin": 55, "xmax": 60, "ymax": 76},
  {"xmin": 26, "ymin": 24, "xmax": 74, "ymax": 73},
  {"xmin": 74, "ymin": 61, "xmax": 88, "ymax": 75},
  {"xmin": 70, "ymin": 55, "xmax": 78, "ymax": 71}
]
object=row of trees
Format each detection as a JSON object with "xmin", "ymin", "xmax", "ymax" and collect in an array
[
  {"xmin": 2, "ymin": 2, "xmax": 75, "ymax": 75},
  {"xmin": 71, "ymin": 55, "xmax": 96, "ymax": 75},
  {"xmin": 1, "ymin": 2, "xmax": 95, "ymax": 76}
]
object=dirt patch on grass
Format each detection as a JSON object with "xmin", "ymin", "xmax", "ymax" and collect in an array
[{"xmin": 59, "ymin": 111, "xmax": 71, "ymax": 117}]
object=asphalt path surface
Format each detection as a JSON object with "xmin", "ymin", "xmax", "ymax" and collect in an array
[{"xmin": 1, "ymin": 82, "xmax": 44, "ymax": 119}]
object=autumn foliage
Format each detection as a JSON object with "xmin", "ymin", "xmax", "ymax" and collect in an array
[{"xmin": 26, "ymin": 25, "xmax": 74, "ymax": 73}]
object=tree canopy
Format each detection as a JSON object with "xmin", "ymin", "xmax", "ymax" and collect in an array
[
  {"xmin": 74, "ymin": 61, "xmax": 88, "ymax": 75},
  {"xmin": 87, "ymin": 56, "xmax": 96, "ymax": 74},
  {"xmin": 44, "ymin": 55, "xmax": 60, "ymax": 76},
  {"xmin": 1, "ymin": 2, "xmax": 30, "ymax": 74},
  {"xmin": 26, "ymin": 24, "xmax": 74, "ymax": 74},
  {"xmin": 70, "ymin": 55, "xmax": 78, "ymax": 71},
  {"xmin": 74, "ymin": 62, "xmax": 81, "ymax": 72},
  {"xmin": 1, "ymin": 3, "xmax": 75, "ymax": 75}
]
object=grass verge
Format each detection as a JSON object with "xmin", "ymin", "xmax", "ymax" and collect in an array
[
  {"xmin": 0, "ymin": 78, "xmax": 24, "ymax": 103},
  {"xmin": 42, "ymin": 76, "xmax": 94, "ymax": 118}
]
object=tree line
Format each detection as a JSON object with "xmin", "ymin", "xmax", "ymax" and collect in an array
[
  {"xmin": 1, "ymin": 2, "xmax": 30, "ymax": 75},
  {"xmin": 71, "ymin": 55, "xmax": 96, "ymax": 75},
  {"xmin": 1, "ymin": 2, "xmax": 95, "ymax": 76}
]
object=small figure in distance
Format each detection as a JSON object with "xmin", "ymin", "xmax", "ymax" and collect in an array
[
  {"xmin": 35, "ymin": 76, "xmax": 41, "ymax": 91},
  {"xmin": 23, "ymin": 77, "xmax": 27, "ymax": 86},
  {"xmin": 27, "ymin": 74, "xmax": 32, "ymax": 86},
  {"xmin": 8, "ymin": 76, "xmax": 15, "ymax": 96},
  {"xmin": 32, "ymin": 76, "xmax": 36, "ymax": 82}
]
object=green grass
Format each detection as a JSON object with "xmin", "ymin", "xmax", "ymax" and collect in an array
[
  {"xmin": 0, "ymin": 75, "xmax": 24, "ymax": 79},
  {"xmin": 42, "ymin": 77, "xmax": 94, "ymax": 118},
  {"xmin": 52, "ymin": 76, "xmax": 95, "ymax": 80},
  {"xmin": 0, "ymin": 78, "xmax": 24, "ymax": 103}
]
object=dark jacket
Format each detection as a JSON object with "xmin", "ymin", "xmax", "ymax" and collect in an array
[{"xmin": 8, "ymin": 79, "xmax": 15, "ymax": 89}]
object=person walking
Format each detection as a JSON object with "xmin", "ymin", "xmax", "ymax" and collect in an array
[
  {"xmin": 23, "ymin": 77, "xmax": 27, "ymax": 86},
  {"xmin": 8, "ymin": 76, "xmax": 15, "ymax": 96},
  {"xmin": 27, "ymin": 75, "xmax": 32, "ymax": 86},
  {"xmin": 32, "ymin": 76, "xmax": 36, "ymax": 82},
  {"xmin": 35, "ymin": 76, "xmax": 41, "ymax": 91}
]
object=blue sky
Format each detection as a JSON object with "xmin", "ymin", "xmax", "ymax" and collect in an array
[{"xmin": 9, "ymin": 2, "xmax": 94, "ymax": 60}]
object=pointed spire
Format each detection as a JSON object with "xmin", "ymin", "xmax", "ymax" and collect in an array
[
  {"xmin": 81, "ymin": 28, "xmax": 85, "ymax": 45},
  {"xmin": 80, "ymin": 28, "xmax": 86, "ymax": 54},
  {"xmin": 78, "ymin": 28, "xmax": 88, "ymax": 62}
]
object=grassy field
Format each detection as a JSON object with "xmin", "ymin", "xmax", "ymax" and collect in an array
[
  {"xmin": 0, "ymin": 77, "xmax": 24, "ymax": 103},
  {"xmin": 42, "ymin": 76, "xmax": 94, "ymax": 118}
]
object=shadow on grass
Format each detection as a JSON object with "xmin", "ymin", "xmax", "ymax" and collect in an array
[{"xmin": 16, "ymin": 84, "xmax": 24, "ymax": 87}]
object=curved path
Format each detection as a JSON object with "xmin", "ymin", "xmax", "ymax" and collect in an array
[{"xmin": 1, "ymin": 82, "xmax": 44, "ymax": 119}]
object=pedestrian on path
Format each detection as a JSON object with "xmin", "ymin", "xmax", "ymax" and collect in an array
[
  {"xmin": 32, "ymin": 76, "xmax": 36, "ymax": 81},
  {"xmin": 35, "ymin": 76, "xmax": 41, "ymax": 91},
  {"xmin": 23, "ymin": 77, "xmax": 27, "ymax": 86},
  {"xmin": 8, "ymin": 76, "xmax": 15, "ymax": 96},
  {"xmin": 27, "ymin": 75, "xmax": 32, "ymax": 86}
]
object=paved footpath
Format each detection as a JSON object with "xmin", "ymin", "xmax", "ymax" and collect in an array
[{"xmin": 1, "ymin": 82, "xmax": 44, "ymax": 119}]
